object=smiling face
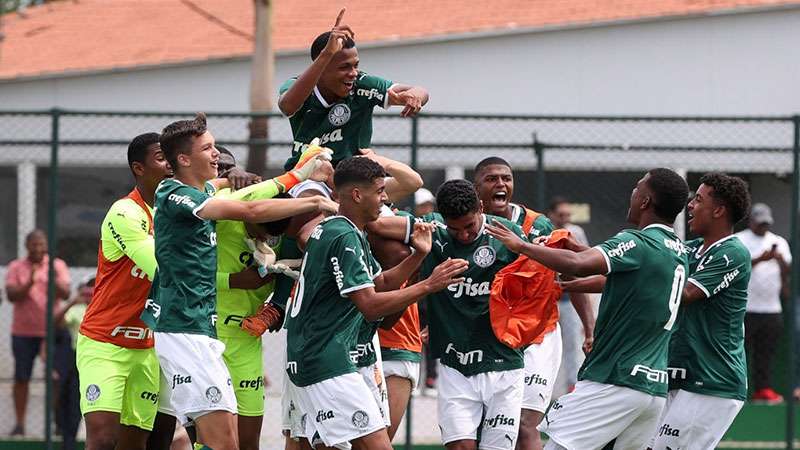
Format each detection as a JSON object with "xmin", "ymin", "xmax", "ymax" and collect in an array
[
  {"xmin": 475, "ymin": 164, "xmax": 514, "ymax": 217},
  {"xmin": 355, "ymin": 177, "xmax": 388, "ymax": 222},
  {"xmin": 176, "ymin": 131, "xmax": 219, "ymax": 182},
  {"xmin": 687, "ymin": 183, "xmax": 721, "ymax": 235},
  {"xmin": 319, "ymin": 47, "xmax": 359, "ymax": 100}
]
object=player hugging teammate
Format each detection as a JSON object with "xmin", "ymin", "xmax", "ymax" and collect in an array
[{"xmin": 76, "ymin": 9, "xmax": 754, "ymax": 450}]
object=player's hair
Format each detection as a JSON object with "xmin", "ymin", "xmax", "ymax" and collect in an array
[
  {"xmin": 127, "ymin": 132, "xmax": 160, "ymax": 173},
  {"xmin": 310, "ymin": 31, "xmax": 356, "ymax": 60},
  {"xmin": 473, "ymin": 157, "xmax": 511, "ymax": 180},
  {"xmin": 548, "ymin": 196, "xmax": 570, "ymax": 213},
  {"xmin": 437, "ymin": 179, "xmax": 480, "ymax": 219},
  {"xmin": 160, "ymin": 113, "xmax": 208, "ymax": 171},
  {"xmin": 258, "ymin": 193, "xmax": 294, "ymax": 236},
  {"xmin": 333, "ymin": 157, "xmax": 386, "ymax": 191},
  {"xmin": 699, "ymin": 172, "xmax": 751, "ymax": 225},
  {"xmin": 645, "ymin": 168, "xmax": 690, "ymax": 222},
  {"xmin": 25, "ymin": 229, "xmax": 45, "ymax": 244}
]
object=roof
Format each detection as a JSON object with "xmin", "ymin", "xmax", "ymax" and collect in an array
[{"xmin": 1, "ymin": 0, "xmax": 798, "ymax": 81}]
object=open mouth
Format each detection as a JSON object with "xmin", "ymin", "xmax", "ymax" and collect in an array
[
  {"xmin": 344, "ymin": 81, "xmax": 354, "ymax": 91},
  {"xmin": 491, "ymin": 191, "xmax": 508, "ymax": 208},
  {"xmin": 687, "ymin": 211, "xmax": 695, "ymax": 224}
]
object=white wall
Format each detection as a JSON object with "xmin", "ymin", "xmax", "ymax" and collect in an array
[{"xmin": 1, "ymin": 8, "xmax": 799, "ymax": 115}]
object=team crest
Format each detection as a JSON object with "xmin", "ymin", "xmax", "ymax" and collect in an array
[
  {"xmin": 205, "ymin": 386, "xmax": 222, "ymax": 404},
  {"xmin": 328, "ymin": 104, "xmax": 351, "ymax": 126},
  {"xmin": 473, "ymin": 245, "xmax": 496, "ymax": 268},
  {"xmin": 86, "ymin": 384, "xmax": 101, "ymax": 402},
  {"xmin": 351, "ymin": 410, "xmax": 370, "ymax": 429}
]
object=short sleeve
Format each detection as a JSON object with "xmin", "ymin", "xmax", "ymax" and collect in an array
[
  {"xmin": 778, "ymin": 237, "xmax": 792, "ymax": 264},
  {"xmin": 55, "ymin": 259, "xmax": 71, "ymax": 286},
  {"xmin": 357, "ymin": 73, "xmax": 394, "ymax": 109},
  {"xmin": 5, "ymin": 260, "xmax": 23, "ymax": 287},
  {"xmin": 688, "ymin": 248, "xmax": 749, "ymax": 298},
  {"xmin": 161, "ymin": 184, "xmax": 212, "ymax": 221},
  {"xmin": 279, "ymin": 77, "xmax": 297, "ymax": 96},
  {"xmin": 594, "ymin": 231, "xmax": 643, "ymax": 275},
  {"xmin": 529, "ymin": 215, "xmax": 555, "ymax": 239},
  {"xmin": 332, "ymin": 232, "xmax": 378, "ymax": 296}
]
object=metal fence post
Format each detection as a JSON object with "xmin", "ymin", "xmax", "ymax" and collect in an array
[
  {"xmin": 45, "ymin": 107, "xmax": 61, "ymax": 450},
  {"xmin": 404, "ymin": 114, "xmax": 419, "ymax": 450},
  {"xmin": 788, "ymin": 114, "xmax": 800, "ymax": 450},
  {"xmin": 533, "ymin": 133, "xmax": 546, "ymax": 212}
]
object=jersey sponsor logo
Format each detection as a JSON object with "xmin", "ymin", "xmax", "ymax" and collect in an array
[
  {"xmin": 167, "ymin": 193, "xmax": 197, "ymax": 209},
  {"xmin": 713, "ymin": 268, "xmax": 740, "ymax": 295},
  {"xmin": 630, "ymin": 364, "xmax": 668, "ymax": 384},
  {"xmin": 607, "ymin": 240, "xmax": 636, "ymax": 258},
  {"xmin": 172, "ymin": 374, "xmax": 192, "ymax": 388},
  {"xmin": 354, "ymin": 342, "xmax": 376, "ymax": 361},
  {"xmin": 483, "ymin": 414, "xmax": 516, "ymax": 429},
  {"xmin": 140, "ymin": 391, "xmax": 159, "ymax": 404},
  {"xmin": 292, "ymin": 130, "xmax": 344, "ymax": 154},
  {"xmin": 210, "ymin": 314, "xmax": 218, "ymax": 327},
  {"xmin": 239, "ymin": 376, "xmax": 264, "ymax": 390},
  {"xmin": 287, "ymin": 361, "xmax": 298, "ymax": 375},
  {"xmin": 110, "ymin": 326, "xmax": 153, "ymax": 340},
  {"xmin": 667, "ymin": 367, "xmax": 687, "ymax": 380},
  {"xmin": 525, "ymin": 373, "xmax": 548, "ymax": 386},
  {"xmin": 130, "ymin": 265, "xmax": 150, "ymax": 280},
  {"xmin": 209, "ymin": 231, "xmax": 217, "ymax": 246},
  {"xmin": 658, "ymin": 423, "xmax": 681, "ymax": 437},
  {"xmin": 473, "ymin": 245, "xmax": 496, "ymax": 268},
  {"xmin": 108, "ymin": 221, "xmax": 127, "ymax": 251},
  {"xmin": 224, "ymin": 314, "xmax": 244, "ymax": 326},
  {"xmin": 664, "ymin": 238, "xmax": 687, "ymax": 255},
  {"xmin": 310, "ymin": 225, "xmax": 323, "ymax": 240},
  {"xmin": 331, "ymin": 256, "xmax": 345, "ymax": 291},
  {"xmin": 328, "ymin": 104, "xmax": 351, "ymax": 126},
  {"xmin": 445, "ymin": 342, "xmax": 484, "ymax": 365},
  {"xmin": 316, "ymin": 410, "xmax": 335, "ymax": 423},
  {"xmin": 145, "ymin": 298, "xmax": 161, "ymax": 318},
  {"xmin": 86, "ymin": 384, "xmax": 101, "ymax": 402},
  {"xmin": 448, "ymin": 278, "xmax": 491, "ymax": 299},
  {"xmin": 205, "ymin": 386, "xmax": 222, "ymax": 404},
  {"xmin": 356, "ymin": 87, "xmax": 385, "ymax": 102},
  {"xmin": 351, "ymin": 410, "xmax": 370, "ymax": 429}
]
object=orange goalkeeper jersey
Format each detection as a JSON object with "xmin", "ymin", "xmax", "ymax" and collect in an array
[{"xmin": 378, "ymin": 301, "xmax": 422, "ymax": 358}]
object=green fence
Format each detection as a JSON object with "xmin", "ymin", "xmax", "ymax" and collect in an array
[{"xmin": 0, "ymin": 109, "xmax": 798, "ymax": 449}]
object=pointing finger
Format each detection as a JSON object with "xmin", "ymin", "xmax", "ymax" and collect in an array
[{"xmin": 334, "ymin": 8, "xmax": 346, "ymax": 27}]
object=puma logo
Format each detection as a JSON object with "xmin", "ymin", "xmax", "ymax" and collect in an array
[{"xmin": 434, "ymin": 240, "xmax": 448, "ymax": 252}]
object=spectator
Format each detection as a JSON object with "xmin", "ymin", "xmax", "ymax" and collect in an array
[
  {"xmin": 54, "ymin": 276, "xmax": 93, "ymax": 450},
  {"xmin": 4, "ymin": 229, "xmax": 71, "ymax": 436},
  {"xmin": 736, "ymin": 203, "xmax": 791, "ymax": 403},
  {"xmin": 414, "ymin": 187, "xmax": 435, "ymax": 216},
  {"xmin": 547, "ymin": 197, "xmax": 591, "ymax": 393}
]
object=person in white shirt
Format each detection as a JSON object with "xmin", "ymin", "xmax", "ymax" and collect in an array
[{"xmin": 735, "ymin": 203, "xmax": 791, "ymax": 403}]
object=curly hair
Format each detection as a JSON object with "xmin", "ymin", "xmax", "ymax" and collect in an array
[
  {"xmin": 160, "ymin": 113, "xmax": 208, "ymax": 171},
  {"xmin": 646, "ymin": 168, "xmax": 690, "ymax": 222},
  {"xmin": 436, "ymin": 179, "xmax": 480, "ymax": 219},
  {"xmin": 699, "ymin": 172, "xmax": 751, "ymax": 225},
  {"xmin": 127, "ymin": 132, "xmax": 160, "ymax": 173}
]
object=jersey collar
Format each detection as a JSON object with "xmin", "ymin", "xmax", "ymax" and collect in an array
[
  {"xmin": 695, "ymin": 234, "xmax": 738, "ymax": 258},
  {"xmin": 314, "ymin": 86, "xmax": 333, "ymax": 109},
  {"xmin": 643, "ymin": 223, "xmax": 675, "ymax": 234},
  {"xmin": 509, "ymin": 203, "xmax": 523, "ymax": 223}
]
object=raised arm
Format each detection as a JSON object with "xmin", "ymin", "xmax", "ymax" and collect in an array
[
  {"xmin": 373, "ymin": 222, "xmax": 434, "ymax": 292},
  {"xmin": 359, "ymin": 149, "xmax": 423, "ymax": 203},
  {"xmin": 387, "ymin": 84, "xmax": 430, "ymax": 117},
  {"xmin": 198, "ymin": 196, "xmax": 337, "ymax": 223}
]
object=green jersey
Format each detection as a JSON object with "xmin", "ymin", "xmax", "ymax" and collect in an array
[
  {"xmin": 580, "ymin": 224, "xmax": 689, "ymax": 397},
  {"xmin": 420, "ymin": 213, "xmax": 525, "ymax": 377},
  {"xmin": 284, "ymin": 216, "xmax": 382, "ymax": 387},
  {"xmin": 508, "ymin": 202, "xmax": 555, "ymax": 239},
  {"xmin": 151, "ymin": 179, "xmax": 218, "ymax": 337},
  {"xmin": 669, "ymin": 236, "xmax": 751, "ymax": 400},
  {"xmin": 280, "ymin": 71, "xmax": 394, "ymax": 169}
]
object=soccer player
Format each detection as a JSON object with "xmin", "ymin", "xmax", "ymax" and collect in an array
[
  {"xmin": 278, "ymin": 8, "xmax": 429, "ymax": 169},
  {"xmin": 372, "ymin": 179, "xmax": 531, "ymax": 450},
  {"xmin": 150, "ymin": 113, "xmax": 336, "ymax": 450},
  {"xmin": 284, "ymin": 157, "xmax": 468, "ymax": 450},
  {"xmin": 486, "ymin": 168, "xmax": 690, "ymax": 450},
  {"xmin": 650, "ymin": 173, "xmax": 752, "ymax": 449},
  {"xmin": 76, "ymin": 132, "xmax": 173, "ymax": 450},
  {"xmin": 473, "ymin": 157, "xmax": 595, "ymax": 450}
]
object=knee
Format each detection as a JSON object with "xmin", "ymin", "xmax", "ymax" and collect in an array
[{"xmin": 86, "ymin": 433, "xmax": 117, "ymax": 450}]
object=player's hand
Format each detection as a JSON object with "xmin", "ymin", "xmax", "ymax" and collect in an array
[
  {"xmin": 389, "ymin": 89, "xmax": 423, "ymax": 117},
  {"xmin": 410, "ymin": 222, "xmax": 435, "ymax": 255},
  {"xmin": 322, "ymin": 8, "xmax": 354, "ymax": 57},
  {"xmin": 582, "ymin": 334, "xmax": 594, "ymax": 355},
  {"xmin": 315, "ymin": 196, "xmax": 339, "ymax": 215},
  {"xmin": 226, "ymin": 166, "xmax": 261, "ymax": 191},
  {"xmin": 420, "ymin": 326, "xmax": 429, "ymax": 344},
  {"xmin": 310, "ymin": 160, "xmax": 334, "ymax": 183},
  {"xmin": 486, "ymin": 220, "xmax": 525, "ymax": 254},
  {"xmin": 562, "ymin": 234, "xmax": 590, "ymax": 253},
  {"xmin": 292, "ymin": 138, "xmax": 334, "ymax": 182},
  {"xmin": 425, "ymin": 258, "xmax": 469, "ymax": 292}
]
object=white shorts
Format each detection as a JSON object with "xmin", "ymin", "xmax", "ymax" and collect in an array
[
  {"xmin": 281, "ymin": 368, "xmax": 307, "ymax": 439},
  {"xmin": 153, "ymin": 332, "xmax": 237, "ymax": 425},
  {"xmin": 522, "ymin": 325, "xmax": 562, "ymax": 413},
  {"xmin": 437, "ymin": 362, "xmax": 524, "ymax": 450},
  {"xmin": 539, "ymin": 380, "xmax": 665, "ymax": 450},
  {"xmin": 650, "ymin": 389, "xmax": 744, "ymax": 450},
  {"xmin": 294, "ymin": 372, "xmax": 385, "ymax": 448},
  {"xmin": 357, "ymin": 344, "xmax": 391, "ymax": 428},
  {"xmin": 383, "ymin": 359, "xmax": 421, "ymax": 390}
]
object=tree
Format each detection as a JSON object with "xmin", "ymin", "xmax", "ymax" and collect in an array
[{"xmin": 246, "ymin": 0, "xmax": 273, "ymax": 175}]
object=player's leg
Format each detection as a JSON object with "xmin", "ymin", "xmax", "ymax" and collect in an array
[
  {"xmin": 222, "ymin": 336, "xmax": 265, "ymax": 450},
  {"xmin": 385, "ymin": 374, "xmax": 412, "ymax": 440},
  {"xmin": 11, "ymin": 335, "xmax": 41, "ymax": 435},
  {"xmin": 612, "ymin": 392, "xmax": 664, "ymax": 450},
  {"xmin": 194, "ymin": 410, "xmax": 239, "ymax": 450},
  {"xmin": 479, "ymin": 368, "xmax": 524, "ymax": 450},
  {"xmin": 350, "ymin": 428, "xmax": 394, "ymax": 450},
  {"xmin": 146, "ymin": 412, "xmax": 177, "ymax": 450},
  {"xmin": 436, "ymin": 363, "xmax": 483, "ymax": 450},
  {"xmin": 517, "ymin": 326, "xmax": 562, "ymax": 450},
  {"xmin": 650, "ymin": 389, "xmax": 742, "ymax": 450},
  {"xmin": 116, "ymin": 344, "xmax": 165, "ymax": 450}
]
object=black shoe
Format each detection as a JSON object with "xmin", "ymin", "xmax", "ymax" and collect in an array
[{"xmin": 9, "ymin": 425, "xmax": 24, "ymax": 437}]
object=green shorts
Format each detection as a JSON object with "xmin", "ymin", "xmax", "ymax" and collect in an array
[
  {"xmin": 220, "ymin": 335, "xmax": 265, "ymax": 416},
  {"xmin": 76, "ymin": 334, "xmax": 160, "ymax": 431}
]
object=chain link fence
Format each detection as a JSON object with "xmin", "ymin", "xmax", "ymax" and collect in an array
[{"xmin": 0, "ymin": 110, "xmax": 798, "ymax": 449}]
